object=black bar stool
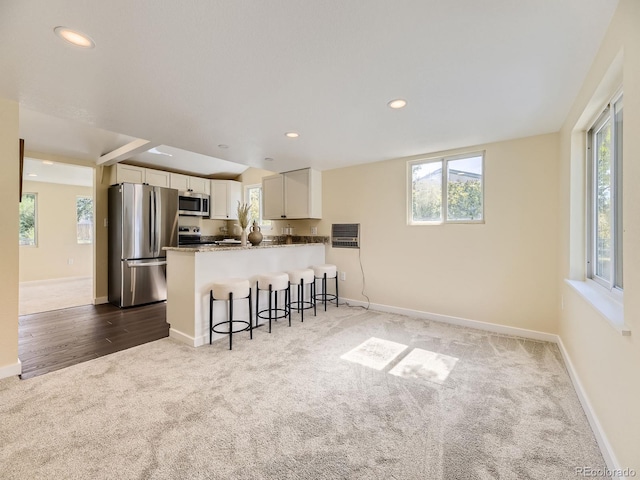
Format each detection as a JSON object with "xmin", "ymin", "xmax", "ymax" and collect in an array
[
  {"xmin": 209, "ymin": 278, "xmax": 252, "ymax": 350},
  {"xmin": 256, "ymin": 272, "xmax": 291, "ymax": 333},
  {"xmin": 312, "ymin": 264, "xmax": 338, "ymax": 311},
  {"xmin": 287, "ymin": 268, "xmax": 316, "ymax": 322}
]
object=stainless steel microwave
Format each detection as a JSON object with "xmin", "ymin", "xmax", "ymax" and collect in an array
[{"xmin": 178, "ymin": 191, "xmax": 210, "ymax": 217}]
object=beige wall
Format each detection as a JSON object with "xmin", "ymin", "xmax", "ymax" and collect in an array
[
  {"xmin": 20, "ymin": 181, "xmax": 93, "ymax": 282},
  {"xmin": 319, "ymin": 133, "xmax": 560, "ymax": 334},
  {"xmin": 0, "ymin": 99, "xmax": 20, "ymax": 376},
  {"xmin": 558, "ymin": 0, "xmax": 640, "ymax": 471}
]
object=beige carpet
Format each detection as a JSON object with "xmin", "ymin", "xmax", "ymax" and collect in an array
[
  {"xmin": 19, "ymin": 276, "xmax": 93, "ymax": 315},
  {"xmin": 0, "ymin": 306, "xmax": 606, "ymax": 479}
]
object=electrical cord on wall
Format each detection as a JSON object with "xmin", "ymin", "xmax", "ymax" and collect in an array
[{"xmin": 358, "ymin": 245, "xmax": 370, "ymax": 310}]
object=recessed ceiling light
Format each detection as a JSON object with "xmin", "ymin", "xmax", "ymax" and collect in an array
[
  {"xmin": 42, "ymin": 160, "xmax": 54, "ymax": 165},
  {"xmin": 285, "ymin": 132, "xmax": 299, "ymax": 138},
  {"xmin": 387, "ymin": 99, "xmax": 407, "ymax": 109},
  {"xmin": 264, "ymin": 157, "xmax": 274, "ymax": 162},
  {"xmin": 27, "ymin": 173, "xmax": 37, "ymax": 177},
  {"xmin": 54, "ymin": 26, "xmax": 95, "ymax": 48},
  {"xmin": 218, "ymin": 144, "xmax": 229, "ymax": 149}
]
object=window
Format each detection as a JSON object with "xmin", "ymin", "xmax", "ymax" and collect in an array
[
  {"xmin": 76, "ymin": 196, "xmax": 93, "ymax": 244},
  {"xmin": 245, "ymin": 185, "xmax": 271, "ymax": 230},
  {"xmin": 409, "ymin": 152, "xmax": 484, "ymax": 224},
  {"xmin": 587, "ymin": 93, "xmax": 623, "ymax": 291},
  {"xmin": 19, "ymin": 193, "xmax": 37, "ymax": 246}
]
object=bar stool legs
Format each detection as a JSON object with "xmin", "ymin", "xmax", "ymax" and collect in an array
[
  {"xmin": 256, "ymin": 272, "xmax": 291, "ymax": 333},
  {"xmin": 287, "ymin": 269, "xmax": 316, "ymax": 322},
  {"xmin": 209, "ymin": 278, "xmax": 252, "ymax": 350},
  {"xmin": 312, "ymin": 264, "xmax": 339, "ymax": 311}
]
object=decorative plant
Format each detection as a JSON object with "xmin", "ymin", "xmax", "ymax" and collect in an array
[{"xmin": 237, "ymin": 201, "xmax": 251, "ymax": 230}]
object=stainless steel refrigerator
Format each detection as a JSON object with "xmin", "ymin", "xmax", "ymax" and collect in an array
[{"xmin": 108, "ymin": 183, "xmax": 179, "ymax": 308}]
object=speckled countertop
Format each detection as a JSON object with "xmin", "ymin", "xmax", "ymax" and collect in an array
[{"xmin": 165, "ymin": 236, "xmax": 329, "ymax": 253}]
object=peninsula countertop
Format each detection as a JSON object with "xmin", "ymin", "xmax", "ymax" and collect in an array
[
  {"xmin": 165, "ymin": 242, "xmax": 326, "ymax": 347},
  {"xmin": 164, "ymin": 243, "xmax": 324, "ymax": 253}
]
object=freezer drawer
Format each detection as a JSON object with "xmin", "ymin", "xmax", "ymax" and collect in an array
[{"xmin": 111, "ymin": 259, "xmax": 168, "ymax": 308}]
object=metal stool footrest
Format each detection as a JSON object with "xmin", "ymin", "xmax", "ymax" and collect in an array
[
  {"xmin": 256, "ymin": 307, "xmax": 290, "ymax": 321},
  {"xmin": 211, "ymin": 320, "xmax": 251, "ymax": 336},
  {"xmin": 289, "ymin": 300, "xmax": 315, "ymax": 311}
]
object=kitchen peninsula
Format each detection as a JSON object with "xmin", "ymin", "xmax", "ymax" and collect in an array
[{"xmin": 164, "ymin": 242, "xmax": 326, "ymax": 347}]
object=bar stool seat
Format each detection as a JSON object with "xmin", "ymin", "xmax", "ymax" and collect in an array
[
  {"xmin": 210, "ymin": 278, "xmax": 252, "ymax": 350},
  {"xmin": 312, "ymin": 264, "xmax": 339, "ymax": 310},
  {"xmin": 287, "ymin": 268, "xmax": 316, "ymax": 322},
  {"xmin": 256, "ymin": 272, "xmax": 291, "ymax": 332}
]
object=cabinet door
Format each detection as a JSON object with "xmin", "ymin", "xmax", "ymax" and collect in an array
[
  {"xmin": 188, "ymin": 176, "xmax": 210, "ymax": 195},
  {"xmin": 227, "ymin": 181, "xmax": 242, "ymax": 220},
  {"xmin": 284, "ymin": 169, "xmax": 310, "ymax": 219},
  {"xmin": 170, "ymin": 173, "xmax": 189, "ymax": 191},
  {"xmin": 115, "ymin": 164, "xmax": 145, "ymax": 184},
  {"xmin": 145, "ymin": 169, "xmax": 171, "ymax": 187},
  {"xmin": 262, "ymin": 174, "xmax": 284, "ymax": 219},
  {"xmin": 210, "ymin": 180, "xmax": 229, "ymax": 219}
]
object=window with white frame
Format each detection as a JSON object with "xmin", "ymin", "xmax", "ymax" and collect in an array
[
  {"xmin": 587, "ymin": 92, "xmax": 623, "ymax": 291},
  {"xmin": 19, "ymin": 193, "xmax": 37, "ymax": 246},
  {"xmin": 76, "ymin": 196, "xmax": 93, "ymax": 244},
  {"xmin": 245, "ymin": 184, "xmax": 271, "ymax": 230},
  {"xmin": 409, "ymin": 152, "xmax": 484, "ymax": 224}
]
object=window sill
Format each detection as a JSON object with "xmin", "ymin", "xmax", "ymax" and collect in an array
[{"xmin": 565, "ymin": 279, "xmax": 630, "ymax": 336}]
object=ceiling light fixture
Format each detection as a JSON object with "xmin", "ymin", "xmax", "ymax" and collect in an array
[
  {"xmin": 264, "ymin": 157, "xmax": 274, "ymax": 162},
  {"xmin": 54, "ymin": 26, "xmax": 95, "ymax": 49},
  {"xmin": 285, "ymin": 132, "xmax": 299, "ymax": 138},
  {"xmin": 42, "ymin": 160, "xmax": 54, "ymax": 165},
  {"xmin": 147, "ymin": 147, "xmax": 172, "ymax": 157},
  {"xmin": 27, "ymin": 173, "xmax": 37, "ymax": 177},
  {"xmin": 387, "ymin": 99, "xmax": 407, "ymax": 109},
  {"xmin": 218, "ymin": 144, "xmax": 229, "ymax": 149}
]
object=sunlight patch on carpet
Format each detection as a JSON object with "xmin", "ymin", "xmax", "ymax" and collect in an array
[
  {"xmin": 388, "ymin": 348, "xmax": 458, "ymax": 384},
  {"xmin": 340, "ymin": 337, "xmax": 407, "ymax": 370}
]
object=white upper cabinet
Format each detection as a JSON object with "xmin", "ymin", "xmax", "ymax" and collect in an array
[
  {"xmin": 110, "ymin": 164, "xmax": 209, "ymax": 193},
  {"xmin": 169, "ymin": 173, "xmax": 189, "ymax": 191},
  {"xmin": 111, "ymin": 164, "xmax": 145, "ymax": 184},
  {"xmin": 210, "ymin": 180, "xmax": 242, "ymax": 219},
  {"xmin": 188, "ymin": 176, "xmax": 210, "ymax": 195},
  {"xmin": 144, "ymin": 169, "xmax": 171, "ymax": 188},
  {"xmin": 170, "ymin": 172, "xmax": 210, "ymax": 195},
  {"xmin": 262, "ymin": 168, "xmax": 322, "ymax": 220}
]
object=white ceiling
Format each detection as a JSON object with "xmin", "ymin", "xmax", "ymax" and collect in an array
[
  {"xmin": 0, "ymin": 0, "xmax": 618, "ymax": 176},
  {"xmin": 23, "ymin": 157, "xmax": 93, "ymax": 187}
]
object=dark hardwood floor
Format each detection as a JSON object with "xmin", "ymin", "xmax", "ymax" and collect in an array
[{"xmin": 19, "ymin": 302, "xmax": 169, "ymax": 380}]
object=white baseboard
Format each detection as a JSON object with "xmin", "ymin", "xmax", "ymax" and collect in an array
[
  {"xmin": 343, "ymin": 298, "xmax": 557, "ymax": 342},
  {"xmin": 169, "ymin": 328, "xmax": 197, "ymax": 347},
  {"xmin": 0, "ymin": 359, "xmax": 22, "ymax": 380},
  {"xmin": 343, "ymin": 297, "xmax": 620, "ymax": 473},
  {"xmin": 94, "ymin": 296, "xmax": 109, "ymax": 305},
  {"xmin": 555, "ymin": 337, "xmax": 620, "ymax": 474}
]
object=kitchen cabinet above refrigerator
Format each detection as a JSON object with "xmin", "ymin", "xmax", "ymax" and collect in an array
[{"xmin": 263, "ymin": 168, "xmax": 322, "ymax": 219}]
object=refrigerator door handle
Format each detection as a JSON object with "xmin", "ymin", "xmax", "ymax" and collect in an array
[
  {"xmin": 154, "ymin": 189, "xmax": 161, "ymax": 257},
  {"xmin": 126, "ymin": 260, "xmax": 168, "ymax": 268},
  {"xmin": 149, "ymin": 190, "xmax": 156, "ymax": 254}
]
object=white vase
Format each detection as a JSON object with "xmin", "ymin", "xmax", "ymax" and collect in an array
[{"xmin": 240, "ymin": 230, "xmax": 247, "ymax": 247}]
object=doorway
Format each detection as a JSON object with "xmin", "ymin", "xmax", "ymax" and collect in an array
[{"xmin": 19, "ymin": 158, "xmax": 94, "ymax": 314}]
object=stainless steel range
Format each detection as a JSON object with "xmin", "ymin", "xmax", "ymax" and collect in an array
[{"xmin": 178, "ymin": 226, "xmax": 202, "ymax": 245}]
